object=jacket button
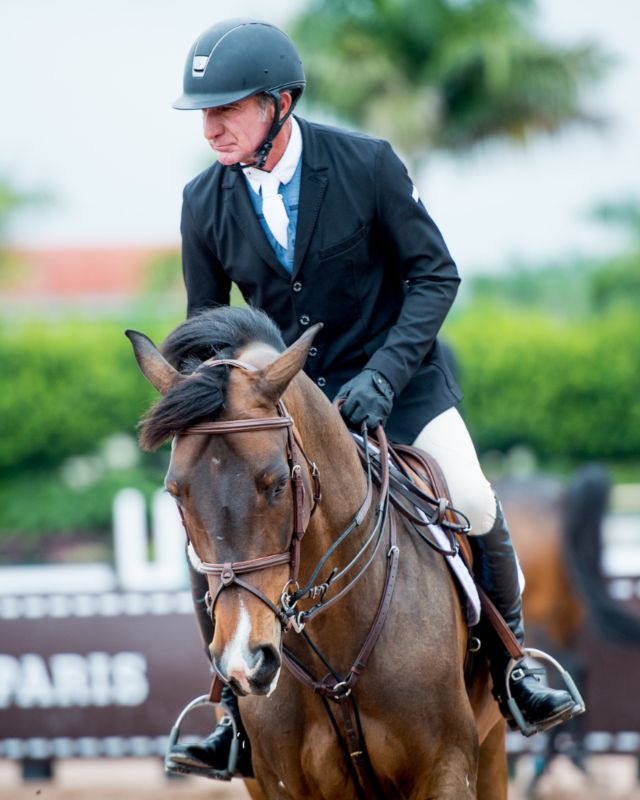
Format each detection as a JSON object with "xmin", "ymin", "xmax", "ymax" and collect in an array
[
  {"xmin": 300, "ymin": 315, "xmax": 310, "ymax": 326},
  {"xmin": 317, "ymin": 377, "xmax": 326, "ymax": 388},
  {"xmin": 308, "ymin": 346, "xmax": 318, "ymax": 357},
  {"xmin": 292, "ymin": 281, "xmax": 302, "ymax": 292}
]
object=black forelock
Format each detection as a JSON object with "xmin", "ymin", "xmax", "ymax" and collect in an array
[
  {"xmin": 138, "ymin": 306, "xmax": 286, "ymax": 451},
  {"xmin": 161, "ymin": 306, "xmax": 285, "ymax": 370}
]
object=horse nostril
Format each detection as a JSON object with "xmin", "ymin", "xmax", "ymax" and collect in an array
[{"xmin": 251, "ymin": 645, "xmax": 281, "ymax": 686}]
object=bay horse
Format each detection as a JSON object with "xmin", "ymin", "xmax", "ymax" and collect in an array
[
  {"xmin": 127, "ymin": 306, "xmax": 506, "ymax": 800},
  {"xmin": 500, "ymin": 467, "xmax": 640, "ymax": 794},
  {"xmin": 507, "ymin": 465, "xmax": 640, "ymax": 651}
]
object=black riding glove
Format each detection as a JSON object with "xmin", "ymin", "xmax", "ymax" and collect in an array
[{"xmin": 337, "ymin": 369, "xmax": 395, "ymax": 432}]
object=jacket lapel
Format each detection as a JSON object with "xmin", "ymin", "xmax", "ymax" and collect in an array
[
  {"xmin": 222, "ymin": 168, "xmax": 291, "ymax": 280},
  {"xmin": 293, "ymin": 118, "xmax": 328, "ymax": 279}
]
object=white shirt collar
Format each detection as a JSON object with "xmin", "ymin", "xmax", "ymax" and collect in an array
[{"xmin": 244, "ymin": 117, "xmax": 302, "ymax": 194}]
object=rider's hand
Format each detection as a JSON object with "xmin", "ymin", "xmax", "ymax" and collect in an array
[{"xmin": 336, "ymin": 369, "xmax": 395, "ymax": 432}]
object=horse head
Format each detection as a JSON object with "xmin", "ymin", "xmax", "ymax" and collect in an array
[{"xmin": 126, "ymin": 311, "xmax": 323, "ymax": 697}]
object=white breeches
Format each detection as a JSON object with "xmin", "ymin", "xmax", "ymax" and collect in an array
[
  {"xmin": 412, "ymin": 406, "xmax": 496, "ymax": 536},
  {"xmin": 413, "ymin": 406, "xmax": 526, "ymax": 590}
]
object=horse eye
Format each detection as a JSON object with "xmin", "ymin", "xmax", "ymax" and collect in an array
[{"xmin": 269, "ymin": 477, "xmax": 289, "ymax": 499}]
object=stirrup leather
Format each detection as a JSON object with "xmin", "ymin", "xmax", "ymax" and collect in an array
[
  {"xmin": 505, "ymin": 647, "xmax": 585, "ymax": 737},
  {"xmin": 164, "ymin": 694, "xmax": 240, "ymax": 781}
]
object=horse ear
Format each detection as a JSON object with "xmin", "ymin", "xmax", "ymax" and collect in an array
[
  {"xmin": 257, "ymin": 323, "xmax": 323, "ymax": 401},
  {"xmin": 125, "ymin": 329, "xmax": 182, "ymax": 395}
]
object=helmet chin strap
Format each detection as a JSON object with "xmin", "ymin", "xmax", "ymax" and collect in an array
[{"xmin": 231, "ymin": 91, "xmax": 299, "ymax": 172}]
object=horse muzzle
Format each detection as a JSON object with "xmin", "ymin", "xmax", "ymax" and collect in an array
[{"xmin": 214, "ymin": 642, "xmax": 282, "ymax": 697}]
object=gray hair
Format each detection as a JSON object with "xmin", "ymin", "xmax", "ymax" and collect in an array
[{"xmin": 256, "ymin": 91, "xmax": 292, "ymax": 121}]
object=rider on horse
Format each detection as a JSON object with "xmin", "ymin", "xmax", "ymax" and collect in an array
[{"xmin": 164, "ymin": 18, "xmax": 582, "ymax": 778}]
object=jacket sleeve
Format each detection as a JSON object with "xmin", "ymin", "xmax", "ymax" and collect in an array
[
  {"xmin": 181, "ymin": 187, "xmax": 231, "ymax": 317},
  {"xmin": 364, "ymin": 141, "xmax": 460, "ymax": 396}
]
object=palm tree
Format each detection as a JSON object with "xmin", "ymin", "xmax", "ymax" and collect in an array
[{"xmin": 290, "ymin": 0, "xmax": 608, "ymax": 165}]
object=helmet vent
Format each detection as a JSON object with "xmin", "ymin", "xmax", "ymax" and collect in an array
[{"xmin": 192, "ymin": 56, "xmax": 209, "ymax": 77}]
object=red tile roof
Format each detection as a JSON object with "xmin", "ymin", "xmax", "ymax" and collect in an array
[{"xmin": 4, "ymin": 246, "xmax": 178, "ymax": 298}]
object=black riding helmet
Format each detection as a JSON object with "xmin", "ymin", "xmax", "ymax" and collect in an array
[{"xmin": 173, "ymin": 19, "xmax": 306, "ymax": 168}]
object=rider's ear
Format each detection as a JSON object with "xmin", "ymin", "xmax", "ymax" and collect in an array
[
  {"xmin": 257, "ymin": 323, "xmax": 323, "ymax": 402},
  {"xmin": 126, "ymin": 330, "xmax": 182, "ymax": 395}
]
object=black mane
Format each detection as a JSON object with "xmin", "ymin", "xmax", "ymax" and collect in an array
[{"xmin": 138, "ymin": 307, "xmax": 285, "ymax": 451}]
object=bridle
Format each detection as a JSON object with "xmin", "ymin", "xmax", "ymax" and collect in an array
[
  {"xmin": 177, "ymin": 357, "xmax": 383, "ymax": 636},
  {"xmin": 172, "ymin": 356, "xmax": 403, "ymax": 799}
]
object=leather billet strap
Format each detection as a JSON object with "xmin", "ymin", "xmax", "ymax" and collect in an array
[
  {"xmin": 290, "ymin": 428, "xmax": 389, "ymax": 625},
  {"xmin": 476, "ymin": 587, "xmax": 526, "ymax": 660}
]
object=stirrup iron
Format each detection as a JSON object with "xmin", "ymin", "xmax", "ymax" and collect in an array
[
  {"xmin": 505, "ymin": 647, "xmax": 585, "ymax": 737},
  {"xmin": 164, "ymin": 694, "xmax": 239, "ymax": 781}
]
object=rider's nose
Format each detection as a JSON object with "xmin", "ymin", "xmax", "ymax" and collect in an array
[{"xmin": 202, "ymin": 109, "xmax": 223, "ymax": 138}]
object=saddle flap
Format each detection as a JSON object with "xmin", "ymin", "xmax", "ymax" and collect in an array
[{"xmin": 388, "ymin": 442, "xmax": 473, "ymax": 567}]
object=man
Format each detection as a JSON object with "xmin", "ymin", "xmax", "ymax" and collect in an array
[{"xmin": 166, "ymin": 18, "xmax": 581, "ymax": 779}]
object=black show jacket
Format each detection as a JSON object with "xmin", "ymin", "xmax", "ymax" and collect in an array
[{"xmin": 181, "ymin": 116, "xmax": 462, "ymax": 444}]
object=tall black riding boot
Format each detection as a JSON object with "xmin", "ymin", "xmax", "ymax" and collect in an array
[
  {"xmin": 470, "ymin": 502, "xmax": 581, "ymax": 735},
  {"xmin": 165, "ymin": 561, "xmax": 254, "ymax": 778}
]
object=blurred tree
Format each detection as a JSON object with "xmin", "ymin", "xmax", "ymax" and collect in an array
[
  {"xmin": 467, "ymin": 258, "xmax": 593, "ymax": 319},
  {"xmin": 291, "ymin": 0, "xmax": 607, "ymax": 165},
  {"xmin": 465, "ymin": 196, "xmax": 640, "ymax": 318},
  {"xmin": 589, "ymin": 198, "xmax": 640, "ymax": 311}
]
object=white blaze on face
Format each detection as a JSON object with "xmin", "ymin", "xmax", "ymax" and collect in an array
[
  {"xmin": 220, "ymin": 598, "xmax": 258, "ymax": 694},
  {"xmin": 220, "ymin": 598, "xmax": 281, "ymax": 695},
  {"xmin": 221, "ymin": 597, "xmax": 253, "ymax": 693}
]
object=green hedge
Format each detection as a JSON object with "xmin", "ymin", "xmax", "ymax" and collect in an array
[
  {"xmin": 0, "ymin": 464, "xmax": 166, "ymax": 546},
  {"xmin": 0, "ymin": 319, "xmax": 170, "ymax": 473},
  {"xmin": 0, "ymin": 308, "xmax": 638, "ymax": 540},
  {"xmin": 1, "ymin": 308, "xmax": 638, "ymax": 478},
  {"xmin": 446, "ymin": 306, "xmax": 640, "ymax": 461}
]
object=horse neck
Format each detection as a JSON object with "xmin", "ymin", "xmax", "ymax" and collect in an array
[{"xmin": 285, "ymin": 376, "xmax": 384, "ymax": 610}]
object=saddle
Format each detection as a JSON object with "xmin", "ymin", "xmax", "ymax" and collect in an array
[
  {"xmin": 357, "ymin": 436, "xmax": 525, "ymax": 661},
  {"xmin": 353, "ymin": 436, "xmax": 471, "ymax": 556}
]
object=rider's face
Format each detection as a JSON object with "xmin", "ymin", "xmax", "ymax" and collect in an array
[{"xmin": 202, "ymin": 97, "xmax": 272, "ymax": 166}]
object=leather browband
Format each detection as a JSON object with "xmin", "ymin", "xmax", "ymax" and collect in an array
[
  {"xmin": 182, "ymin": 357, "xmax": 292, "ymax": 436},
  {"xmin": 183, "ymin": 416, "xmax": 293, "ymax": 435}
]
